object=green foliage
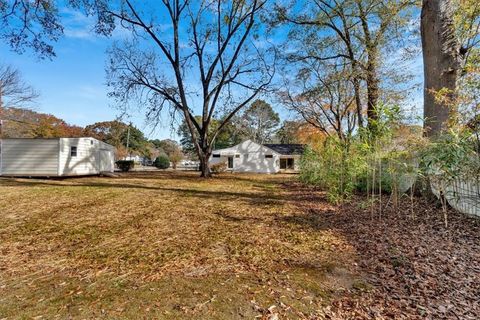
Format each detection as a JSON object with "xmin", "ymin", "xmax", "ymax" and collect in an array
[
  {"xmin": 115, "ymin": 160, "xmax": 134, "ymax": 172},
  {"xmin": 421, "ymin": 128, "xmax": 480, "ymax": 182},
  {"xmin": 300, "ymin": 139, "xmax": 367, "ymax": 203},
  {"xmin": 154, "ymin": 155, "xmax": 170, "ymax": 169},
  {"xmin": 276, "ymin": 120, "xmax": 302, "ymax": 144},
  {"xmin": 151, "ymin": 139, "xmax": 183, "ymax": 168},
  {"xmin": 301, "ymin": 102, "xmax": 480, "ymax": 228},
  {"xmin": 240, "ymin": 99, "xmax": 280, "ymax": 143},
  {"xmin": 85, "ymin": 121, "xmax": 151, "ymax": 158},
  {"xmin": 300, "ymin": 104, "xmax": 422, "ymax": 204}
]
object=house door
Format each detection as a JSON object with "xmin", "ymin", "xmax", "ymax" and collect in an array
[
  {"xmin": 227, "ymin": 156, "xmax": 234, "ymax": 169},
  {"xmin": 280, "ymin": 158, "xmax": 294, "ymax": 170}
]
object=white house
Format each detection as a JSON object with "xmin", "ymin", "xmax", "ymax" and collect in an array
[
  {"xmin": 0, "ymin": 137, "xmax": 115, "ymax": 177},
  {"xmin": 209, "ymin": 140, "xmax": 305, "ymax": 173}
]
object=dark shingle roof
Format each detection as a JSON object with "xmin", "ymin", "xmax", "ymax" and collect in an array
[{"xmin": 263, "ymin": 144, "xmax": 306, "ymax": 155}]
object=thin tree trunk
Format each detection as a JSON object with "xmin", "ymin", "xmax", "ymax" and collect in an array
[
  {"xmin": 421, "ymin": 0, "xmax": 460, "ymax": 137},
  {"xmin": 366, "ymin": 49, "xmax": 380, "ymax": 131},
  {"xmin": 352, "ymin": 76, "xmax": 363, "ymax": 128}
]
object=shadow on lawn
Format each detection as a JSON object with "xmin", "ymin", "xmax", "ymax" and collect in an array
[{"xmin": 0, "ymin": 178, "xmax": 290, "ymax": 206}]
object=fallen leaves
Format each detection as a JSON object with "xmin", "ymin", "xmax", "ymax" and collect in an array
[
  {"xmin": 1, "ymin": 172, "xmax": 478, "ymax": 318},
  {"xmin": 285, "ymin": 181, "xmax": 480, "ymax": 319}
]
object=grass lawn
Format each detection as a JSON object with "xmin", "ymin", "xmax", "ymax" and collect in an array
[{"xmin": 0, "ymin": 171, "xmax": 360, "ymax": 319}]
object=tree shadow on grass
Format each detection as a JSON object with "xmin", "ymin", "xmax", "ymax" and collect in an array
[{"xmin": 0, "ymin": 178, "xmax": 289, "ymax": 207}]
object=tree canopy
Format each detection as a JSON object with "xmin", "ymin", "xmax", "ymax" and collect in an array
[
  {"xmin": 0, "ymin": 107, "xmax": 83, "ymax": 138},
  {"xmin": 84, "ymin": 121, "xmax": 151, "ymax": 158},
  {"xmin": 1, "ymin": 0, "xmax": 63, "ymax": 59},
  {"xmin": 238, "ymin": 99, "xmax": 280, "ymax": 144}
]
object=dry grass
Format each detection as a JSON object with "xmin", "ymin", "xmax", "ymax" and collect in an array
[{"xmin": 0, "ymin": 171, "xmax": 358, "ymax": 319}]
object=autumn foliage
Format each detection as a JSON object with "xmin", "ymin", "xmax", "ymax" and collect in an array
[{"xmin": 0, "ymin": 107, "xmax": 83, "ymax": 138}]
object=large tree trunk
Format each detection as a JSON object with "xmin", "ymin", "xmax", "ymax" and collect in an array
[
  {"xmin": 198, "ymin": 150, "xmax": 212, "ymax": 177},
  {"xmin": 421, "ymin": 0, "xmax": 460, "ymax": 138}
]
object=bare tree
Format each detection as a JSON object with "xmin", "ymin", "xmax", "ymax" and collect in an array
[
  {"xmin": 0, "ymin": 64, "xmax": 39, "ymax": 137},
  {"xmin": 82, "ymin": 0, "xmax": 274, "ymax": 177},
  {"xmin": 280, "ymin": 60, "xmax": 357, "ymax": 141},
  {"xmin": 0, "ymin": 64, "xmax": 39, "ymax": 109}
]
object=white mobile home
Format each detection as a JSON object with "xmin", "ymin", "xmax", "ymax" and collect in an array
[
  {"xmin": 209, "ymin": 140, "xmax": 304, "ymax": 173},
  {"xmin": 0, "ymin": 137, "xmax": 115, "ymax": 177}
]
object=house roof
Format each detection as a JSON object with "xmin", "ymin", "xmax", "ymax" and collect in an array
[{"xmin": 263, "ymin": 144, "xmax": 305, "ymax": 155}]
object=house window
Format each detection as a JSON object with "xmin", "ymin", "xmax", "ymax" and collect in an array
[
  {"xmin": 235, "ymin": 154, "xmax": 240, "ymax": 158},
  {"xmin": 212, "ymin": 154, "xmax": 221, "ymax": 158},
  {"xmin": 70, "ymin": 146, "xmax": 77, "ymax": 157},
  {"xmin": 287, "ymin": 158, "xmax": 294, "ymax": 169},
  {"xmin": 265, "ymin": 154, "xmax": 273, "ymax": 159}
]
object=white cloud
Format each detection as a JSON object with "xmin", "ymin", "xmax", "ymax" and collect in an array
[{"xmin": 61, "ymin": 7, "xmax": 133, "ymax": 41}]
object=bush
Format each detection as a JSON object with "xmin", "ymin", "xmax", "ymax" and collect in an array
[
  {"xmin": 299, "ymin": 105, "xmax": 423, "ymax": 204},
  {"xmin": 210, "ymin": 161, "xmax": 227, "ymax": 174},
  {"xmin": 300, "ymin": 140, "xmax": 367, "ymax": 203},
  {"xmin": 154, "ymin": 155, "xmax": 170, "ymax": 169},
  {"xmin": 116, "ymin": 160, "xmax": 134, "ymax": 172}
]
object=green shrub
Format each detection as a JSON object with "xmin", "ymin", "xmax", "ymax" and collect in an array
[
  {"xmin": 300, "ymin": 139, "xmax": 368, "ymax": 203},
  {"xmin": 115, "ymin": 160, "xmax": 134, "ymax": 172},
  {"xmin": 154, "ymin": 155, "xmax": 170, "ymax": 169},
  {"xmin": 299, "ymin": 105, "xmax": 422, "ymax": 204},
  {"xmin": 421, "ymin": 128, "xmax": 480, "ymax": 181}
]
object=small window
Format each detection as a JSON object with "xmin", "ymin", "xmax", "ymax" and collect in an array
[
  {"xmin": 235, "ymin": 154, "xmax": 240, "ymax": 158},
  {"xmin": 265, "ymin": 154, "xmax": 273, "ymax": 159},
  {"xmin": 70, "ymin": 146, "xmax": 77, "ymax": 157},
  {"xmin": 90, "ymin": 140, "xmax": 94, "ymax": 145},
  {"xmin": 212, "ymin": 154, "xmax": 221, "ymax": 158}
]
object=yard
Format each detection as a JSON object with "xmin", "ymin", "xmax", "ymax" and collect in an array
[{"xmin": 0, "ymin": 171, "xmax": 479, "ymax": 319}]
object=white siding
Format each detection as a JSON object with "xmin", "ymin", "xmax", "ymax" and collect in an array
[
  {"xmin": 0, "ymin": 139, "xmax": 59, "ymax": 176},
  {"xmin": 98, "ymin": 149, "xmax": 115, "ymax": 172},
  {"xmin": 209, "ymin": 140, "xmax": 280, "ymax": 173},
  {"xmin": 59, "ymin": 138, "xmax": 115, "ymax": 176}
]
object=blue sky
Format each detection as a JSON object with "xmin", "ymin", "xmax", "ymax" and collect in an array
[
  {"xmin": 1, "ymin": 3, "xmax": 424, "ymax": 141},
  {"xmin": 1, "ymin": 7, "xmax": 182, "ymax": 140}
]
